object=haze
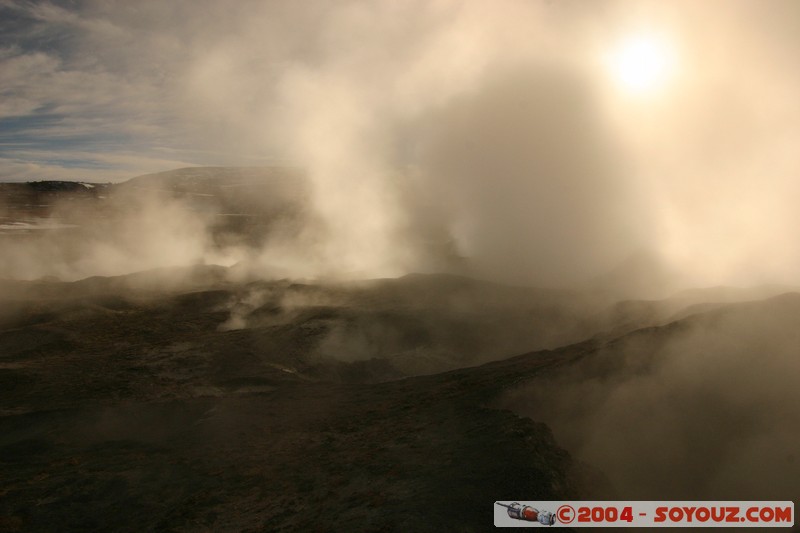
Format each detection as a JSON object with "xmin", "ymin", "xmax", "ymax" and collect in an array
[{"xmin": 1, "ymin": 0, "xmax": 799, "ymax": 289}]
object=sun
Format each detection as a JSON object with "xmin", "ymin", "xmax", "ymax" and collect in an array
[{"xmin": 608, "ymin": 33, "xmax": 676, "ymax": 95}]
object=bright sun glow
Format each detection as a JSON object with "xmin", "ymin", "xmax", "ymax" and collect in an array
[{"xmin": 609, "ymin": 33, "xmax": 676, "ymax": 95}]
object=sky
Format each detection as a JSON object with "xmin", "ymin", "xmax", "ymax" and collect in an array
[
  {"xmin": 1, "ymin": 0, "xmax": 794, "ymax": 182},
  {"xmin": 1, "ymin": 0, "xmax": 800, "ymax": 287},
  {"xmin": 0, "ymin": 0, "xmax": 298, "ymax": 181}
]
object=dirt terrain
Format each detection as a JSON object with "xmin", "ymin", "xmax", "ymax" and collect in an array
[
  {"xmin": 0, "ymin": 269, "xmax": 608, "ymax": 531},
  {"xmin": 2, "ymin": 265, "xmax": 797, "ymax": 530},
  {"xmin": 1, "ymin": 173, "xmax": 798, "ymax": 531}
]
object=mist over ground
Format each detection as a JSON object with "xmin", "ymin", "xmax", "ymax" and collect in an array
[{"xmin": 498, "ymin": 294, "xmax": 800, "ymax": 500}]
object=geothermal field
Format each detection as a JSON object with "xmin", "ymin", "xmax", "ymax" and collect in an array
[
  {"xmin": 2, "ymin": 1, "xmax": 799, "ymax": 531},
  {"xmin": 1, "ymin": 170, "xmax": 798, "ymax": 531}
]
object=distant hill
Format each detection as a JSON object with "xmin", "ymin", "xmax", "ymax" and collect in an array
[
  {"xmin": 119, "ymin": 166, "xmax": 308, "ymax": 207},
  {"xmin": 0, "ymin": 180, "xmax": 109, "ymax": 195},
  {"xmin": 0, "ymin": 181, "xmax": 110, "ymax": 223},
  {"xmin": 0, "ymin": 167, "xmax": 308, "ymax": 212},
  {"xmin": 0, "ymin": 167, "xmax": 310, "ymax": 246}
]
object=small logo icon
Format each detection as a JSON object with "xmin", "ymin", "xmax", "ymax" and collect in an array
[
  {"xmin": 556, "ymin": 504, "xmax": 575, "ymax": 524},
  {"xmin": 496, "ymin": 502, "xmax": 556, "ymax": 526}
]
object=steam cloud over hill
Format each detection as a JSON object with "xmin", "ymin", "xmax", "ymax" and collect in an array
[{"xmin": 2, "ymin": 1, "xmax": 800, "ymax": 289}]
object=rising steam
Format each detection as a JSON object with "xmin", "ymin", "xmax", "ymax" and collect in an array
[
  {"xmin": 498, "ymin": 294, "xmax": 800, "ymax": 499},
  {"xmin": 2, "ymin": 0, "xmax": 800, "ymax": 291}
]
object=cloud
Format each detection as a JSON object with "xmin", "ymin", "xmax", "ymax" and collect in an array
[
  {"xmin": 417, "ymin": 66, "xmax": 650, "ymax": 285},
  {"xmin": 498, "ymin": 295, "xmax": 800, "ymax": 499},
  {"xmin": 0, "ymin": 1, "xmax": 191, "ymax": 181},
  {"xmin": 0, "ymin": 185, "xmax": 213, "ymax": 280},
  {"xmin": 1, "ymin": 0, "xmax": 800, "ymax": 287}
]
